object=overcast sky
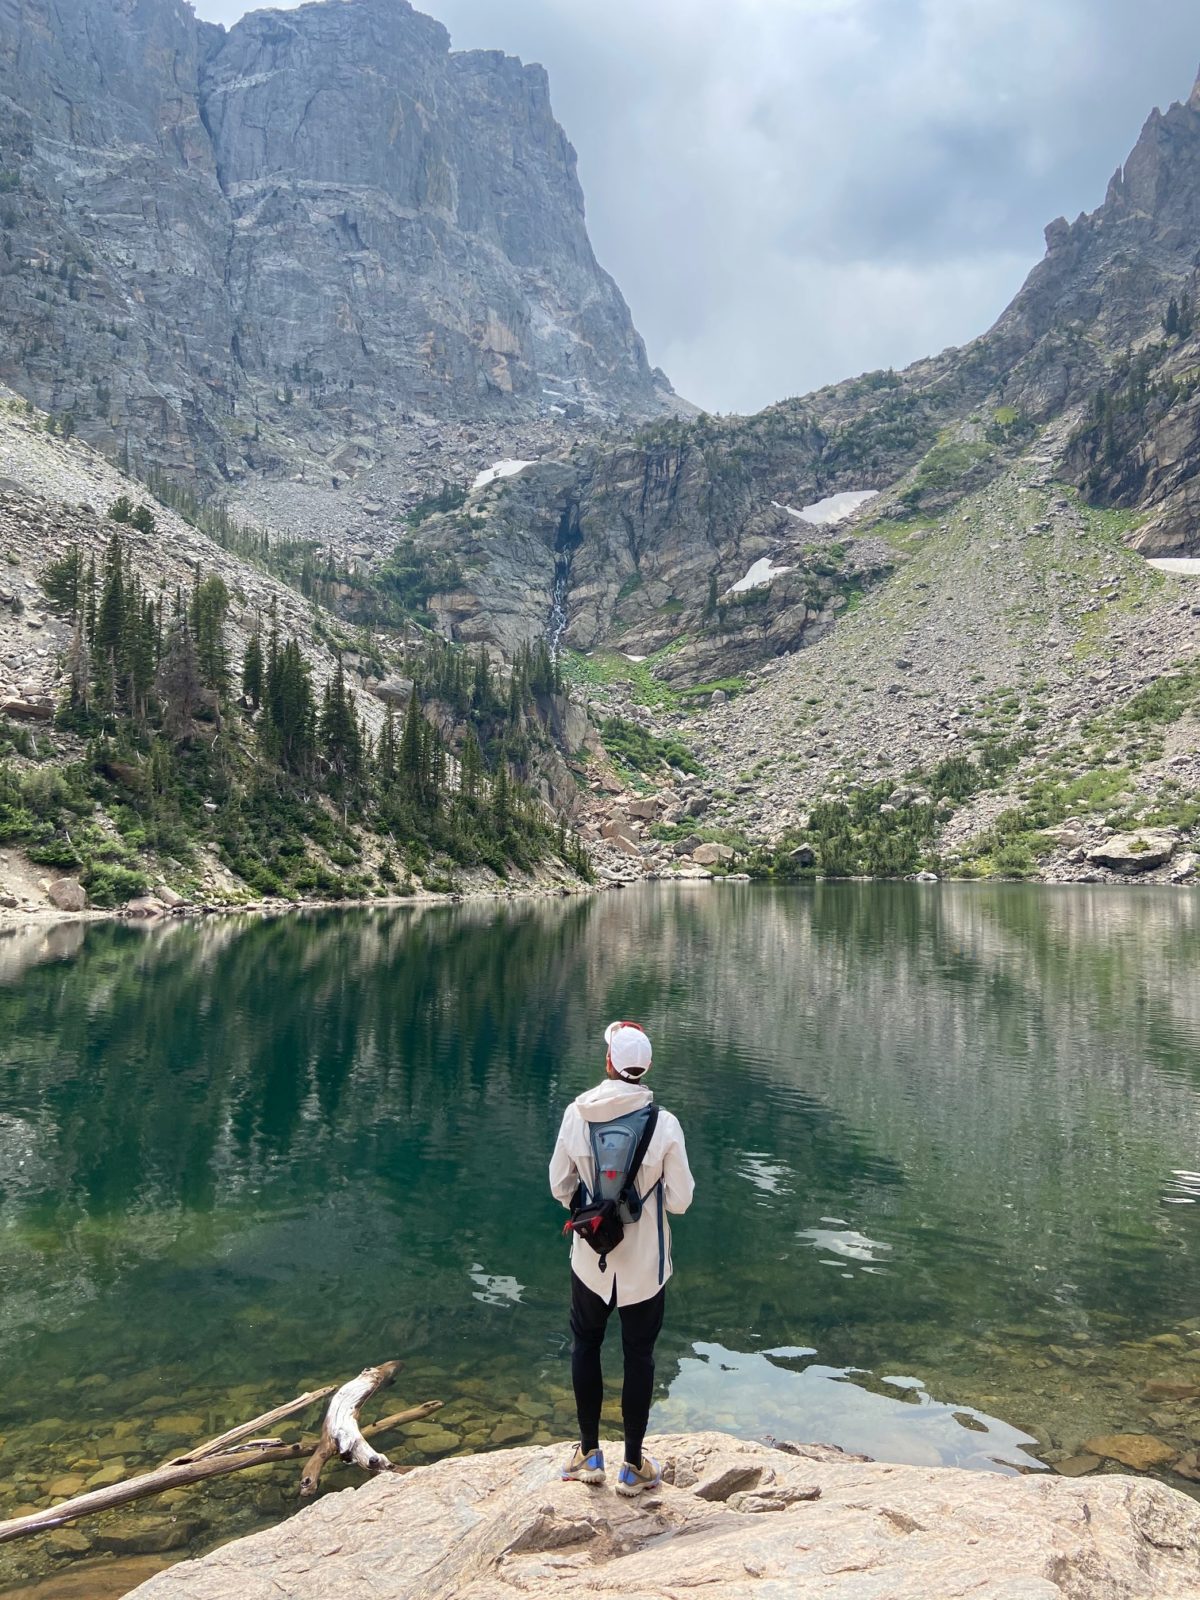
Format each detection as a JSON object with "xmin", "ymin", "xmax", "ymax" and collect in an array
[{"xmin": 194, "ymin": 0, "xmax": 1200, "ymax": 415}]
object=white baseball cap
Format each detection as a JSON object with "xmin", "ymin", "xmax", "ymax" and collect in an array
[{"xmin": 604, "ymin": 1020, "xmax": 652, "ymax": 1079}]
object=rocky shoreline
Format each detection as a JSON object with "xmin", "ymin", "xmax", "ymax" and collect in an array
[
  {"xmin": 117, "ymin": 1431, "xmax": 1200, "ymax": 1600},
  {"xmin": 0, "ymin": 856, "xmax": 598, "ymax": 935}
]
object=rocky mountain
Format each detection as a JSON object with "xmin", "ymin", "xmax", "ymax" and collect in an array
[
  {"xmin": 2, "ymin": 23, "xmax": 1199, "ymax": 893},
  {"xmin": 0, "ymin": 385, "xmax": 632, "ymax": 913},
  {"xmin": 403, "ymin": 66, "xmax": 1200, "ymax": 674},
  {"xmin": 382, "ymin": 65, "xmax": 1200, "ymax": 890},
  {"xmin": 0, "ymin": 0, "xmax": 674, "ymax": 482}
]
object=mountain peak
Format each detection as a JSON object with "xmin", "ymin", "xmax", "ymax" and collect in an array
[{"xmin": 1190, "ymin": 67, "xmax": 1200, "ymax": 112}]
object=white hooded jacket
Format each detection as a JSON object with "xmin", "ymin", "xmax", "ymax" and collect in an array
[{"xmin": 549, "ymin": 1078, "xmax": 694, "ymax": 1306}]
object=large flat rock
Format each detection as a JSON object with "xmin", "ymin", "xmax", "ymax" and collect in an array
[{"xmin": 126, "ymin": 1432, "xmax": 1200, "ymax": 1599}]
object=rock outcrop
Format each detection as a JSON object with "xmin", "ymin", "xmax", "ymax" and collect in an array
[
  {"xmin": 125, "ymin": 1431, "xmax": 1200, "ymax": 1599},
  {"xmin": 0, "ymin": 0, "xmax": 671, "ymax": 480},
  {"xmin": 419, "ymin": 436, "xmax": 893, "ymax": 673}
]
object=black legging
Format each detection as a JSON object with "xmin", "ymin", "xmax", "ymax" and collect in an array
[{"xmin": 569, "ymin": 1272, "xmax": 666, "ymax": 1468}]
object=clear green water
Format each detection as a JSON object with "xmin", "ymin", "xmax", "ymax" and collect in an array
[{"xmin": 2, "ymin": 883, "xmax": 1200, "ymax": 1591}]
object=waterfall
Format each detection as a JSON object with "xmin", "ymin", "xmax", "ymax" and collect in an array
[{"xmin": 549, "ymin": 557, "xmax": 570, "ymax": 657}]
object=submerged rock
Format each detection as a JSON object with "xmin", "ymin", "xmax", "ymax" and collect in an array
[
  {"xmin": 98, "ymin": 1514, "xmax": 206, "ymax": 1555},
  {"xmin": 1082, "ymin": 1434, "xmax": 1179, "ymax": 1472},
  {"xmin": 124, "ymin": 1431, "xmax": 1200, "ymax": 1599}
]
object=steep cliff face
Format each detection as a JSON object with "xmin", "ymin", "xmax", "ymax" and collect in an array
[
  {"xmin": 0, "ymin": 0, "xmax": 235, "ymax": 469},
  {"xmin": 980, "ymin": 69, "xmax": 1200, "ymax": 430},
  {"xmin": 200, "ymin": 0, "xmax": 659, "ymax": 421},
  {"xmin": 0, "ymin": 0, "xmax": 668, "ymax": 478},
  {"xmin": 422, "ymin": 434, "xmax": 893, "ymax": 682}
]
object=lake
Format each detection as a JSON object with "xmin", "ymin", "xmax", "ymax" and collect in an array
[{"xmin": 1, "ymin": 883, "xmax": 1199, "ymax": 1592}]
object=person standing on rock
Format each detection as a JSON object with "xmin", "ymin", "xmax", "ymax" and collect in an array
[{"xmin": 549, "ymin": 1020, "xmax": 694, "ymax": 1495}]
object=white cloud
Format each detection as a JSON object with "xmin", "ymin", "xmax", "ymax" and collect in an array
[{"xmin": 193, "ymin": 0, "xmax": 1200, "ymax": 413}]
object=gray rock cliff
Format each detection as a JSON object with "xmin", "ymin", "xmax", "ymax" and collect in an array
[{"xmin": 0, "ymin": 0, "xmax": 669, "ymax": 478}]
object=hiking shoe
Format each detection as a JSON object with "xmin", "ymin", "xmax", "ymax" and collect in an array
[
  {"xmin": 561, "ymin": 1444, "xmax": 606, "ymax": 1484},
  {"xmin": 615, "ymin": 1453, "xmax": 661, "ymax": 1496}
]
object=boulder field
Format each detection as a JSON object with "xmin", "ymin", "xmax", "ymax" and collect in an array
[{"xmin": 126, "ymin": 1431, "xmax": 1200, "ymax": 1599}]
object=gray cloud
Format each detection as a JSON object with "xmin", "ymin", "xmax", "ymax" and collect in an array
[{"xmin": 194, "ymin": 0, "xmax": 1200, "ymax": 414}]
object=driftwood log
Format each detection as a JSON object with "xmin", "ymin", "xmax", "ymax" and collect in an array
[
  {"xmin": 0, "ymin": 1364, "xmax": 442, "ymax": 1545},
  {"xmin": 299, "ymin": 1359, "xmax": 403, "ymax": 1497}
]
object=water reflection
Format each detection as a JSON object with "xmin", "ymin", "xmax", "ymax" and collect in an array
[
  {"xmin": 655, "ymin": 1342, "xmax": 1044, "ymax": 1472},
  {"xmin": 798, "ymin": 1223, "xmax": 893, "ymax": 1270}
]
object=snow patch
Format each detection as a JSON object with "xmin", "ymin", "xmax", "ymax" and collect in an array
[
  {"xmin": 729, "ymin": 557, "xmax": 793, "ymax": 594},
  {"xmin": 472, "ymin": 459, "xmax": 535, "ymax": 491},
  {"xmin": 795, "ymin": 490, "xmax": 879, "ymax": 526},
  {"xmin": 1146, "ymin": 557, "xmax": 1200, "ymax": 575},
  {"xmin": 623, "ymin": 653, "xmax": 648, "ymax": 663}
]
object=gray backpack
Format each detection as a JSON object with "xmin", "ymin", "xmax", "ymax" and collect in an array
[
  {"xmin": 563, "ymin": 1105, "xmax": 659, "ymax": 1270},
  {"xmin": 590, "ymin": 1105, "xmax": 658, "ymax": 1223}
]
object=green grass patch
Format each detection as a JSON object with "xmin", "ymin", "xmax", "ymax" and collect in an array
[
  {"xmin": 677, "ymin": 676, "xmax": 747, "ymax": 704},
  {"xmin": 600, "ymin": 717, "xmax": 701, "ymax": 777},
  {"xmin": 1116, "ymin": 666, "xmax": 1200, "ymax": 726},
  {"xmin": 562, "ymin": 650, "xmax": 681, "ymax": 711}
]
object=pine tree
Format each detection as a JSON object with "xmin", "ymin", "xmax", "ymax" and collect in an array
[
  {"xmin": 491, "ymin": 757, "xmax": 511, "ymax": 833},
  {"xmin": 242, "ymin": 630, "xmax": 264, "ymax": 709},
  {"xmin": 190, "ymin": 574, "xmax": 229, "ymax": 691},
  {"xmin": 94, "ymin": 535, "xmax": 125, "ymax": 661},
  {"xmin": 157, "ymin": 614, "xmax": 202, "ymax": 741},
  {"xmin": 459, "ymin": 727, "xmax": 483, "ymax": 802},
  {"xmin": 472, "ymin": 648, "xmax": 492, "ymax": 711},
  {"xmin": 41, "ymin": 544, "xmax": 82, "ymax": 616},
  {"xmin": 377, "ymin": 706, "xmax": 398, "ymax": 788},
  {"xmin": 120, "ymin": 583, "xmax": 156, "ymax": 722},
  {"xmin": 319, "ymin": 660, "xmax": 363, "ymax": 787},
  {"xmin": 93, "ymin": 534, "xmax": 127, "ymax": 711},
  {"xmin": 398, "ymin": 691, "xmax": 426, "ymax": 802},
  {"xmin": 263, "ymin": 638, "xmax": 315, "ymax": 772},
  {"xmin": 1165, "ymin": 297, "xmax": 1181, "ymax": 338}
]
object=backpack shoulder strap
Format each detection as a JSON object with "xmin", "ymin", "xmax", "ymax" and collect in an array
[{"xmin": 620, "ymin": 1104, "xmax": 660, "ymax": 1201}]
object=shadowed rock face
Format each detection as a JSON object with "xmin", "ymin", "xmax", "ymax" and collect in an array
[
  {"xmin": 0, "ymin": 0, "xmax": 666, "ymax": 477},
  {"xmin": 419, "ymin": 442, "xmax": 893, "ymax": 675}
]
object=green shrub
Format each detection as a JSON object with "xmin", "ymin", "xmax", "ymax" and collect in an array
[
  {"xmin": 1119, "ymin": 669, "xmax": 1199, "ymax": 726},
  {"xmin": 27, "ymin": 839, "xmax": 82, "ymax": 868},
  {"xmin": 83, "ymin": 863, "xmax": 150, "ymax": 906},
  {"xmin": 0, "ymin": 810, "xmax": 37, "ymax": 843},
  {"xmin": 600, "ymin": 717, "xmax": 701, "ymax": 776}
]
